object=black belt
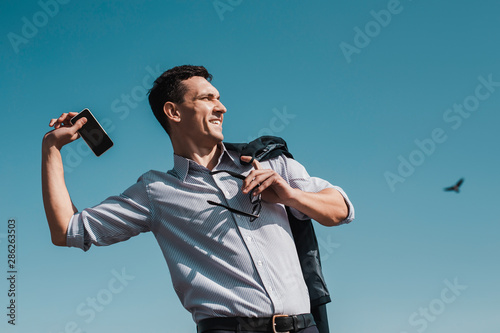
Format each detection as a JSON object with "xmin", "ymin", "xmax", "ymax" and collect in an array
[{"xmin": 197, "ymin": 313, "xmax": 316, "ymax": 333}]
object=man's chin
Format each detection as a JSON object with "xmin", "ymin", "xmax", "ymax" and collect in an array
[
  {"xmin": 203, "ymin": 134, "xmax": 223, "ymax": 147},
  {"xmin": 213, "ymin": 132, "xmax": 224, "ymax": 142}
]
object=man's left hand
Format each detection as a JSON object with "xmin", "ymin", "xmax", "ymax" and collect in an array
[{"xmin": 240, "ymin": 156, "xmax": 298, "ymax": 206}]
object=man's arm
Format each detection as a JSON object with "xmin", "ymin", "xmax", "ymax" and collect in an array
[
  {"xmin": 42, "ymin": 112, "xmax": 87, "ymax": 246},
  {"xmin": 283, "ymin": 187, "xmax": 348, "ymax": 226},
  {"xmin": 240, "ymin": 156, "xmax": 349, "ymax": 227}
]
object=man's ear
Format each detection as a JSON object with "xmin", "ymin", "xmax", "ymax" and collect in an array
[{"xmin": 163, "ymin": 102, "xmax": 181, "ymax": 123}]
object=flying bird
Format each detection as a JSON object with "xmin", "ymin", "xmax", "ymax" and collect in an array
[{"xmin": 444, "ymin": 178, "xmax": 464, "ymax": 193}]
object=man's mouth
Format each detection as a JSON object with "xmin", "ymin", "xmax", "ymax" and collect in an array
[{"xmin": 209, "ymin": 119, "xmax": 222, "ymax": 126}]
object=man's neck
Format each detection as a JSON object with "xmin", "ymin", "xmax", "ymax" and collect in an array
[{"xmin": 172, "ymin": 140, "xmax": 222, "ymax": 170}]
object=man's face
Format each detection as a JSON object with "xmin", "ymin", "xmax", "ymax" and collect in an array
[{"xmin": 173, "ymin": 76, "xmax": 227, "ymax": 145}]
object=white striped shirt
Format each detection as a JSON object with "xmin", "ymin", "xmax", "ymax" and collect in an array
[{"xmin": 67, "ymin": 143, "xmax": 354, "ymax": 323}]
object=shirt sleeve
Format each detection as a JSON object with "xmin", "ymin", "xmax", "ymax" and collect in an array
[
  {"xmin": 271, "ymin": 155, "xmax": 355, "ymax": 224},
  {"xmin": 66, "ymin": 176, "xmax": 152, "ymax": 251}
]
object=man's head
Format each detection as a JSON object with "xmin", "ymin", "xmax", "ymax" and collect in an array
[
  {"xmin": 149, "ymin": 65, "xmax": 212, "ymax": 135},
  {"xmin": 148, "ymin": 65, "xmax": 227, "ymax": 147}
]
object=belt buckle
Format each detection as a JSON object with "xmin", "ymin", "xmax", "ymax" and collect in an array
[{"xmin": 272, "ymin": 314, "xmax": 290, "ymax": 333}]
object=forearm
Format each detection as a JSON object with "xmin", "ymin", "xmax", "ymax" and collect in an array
[
  {"xmin": 286, "ymin": 187, "xmax": 349, "ymax": 227},
  {"xmin": 41, "ymin": 138, "xmax": 77, "ymax": 246}
]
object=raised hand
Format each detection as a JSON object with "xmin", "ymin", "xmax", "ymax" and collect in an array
[{"xmin": 44, "ymin": 112, "xmax": 87, "ymax": 149}]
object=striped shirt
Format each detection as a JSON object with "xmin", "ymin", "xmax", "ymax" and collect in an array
[{"xmin": 66, "ymin": 143, "xmax": 354, "ymax": 323}]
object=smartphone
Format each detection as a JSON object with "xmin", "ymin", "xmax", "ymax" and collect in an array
[{"xmin": 70, "ymin": 108, "xmax": 113, "ymax": 156}]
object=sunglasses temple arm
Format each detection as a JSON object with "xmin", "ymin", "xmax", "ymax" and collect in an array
[{"xmin": 207, "ymin": 200, "xmax": 259, "ymax": 219}]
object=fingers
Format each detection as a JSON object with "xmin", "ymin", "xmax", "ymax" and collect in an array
[
  {"xmin": 241, "ymin": 156, "xmax": 281, "ymax": 196},
  {"xmin": 251, "ymin": 158, "xmax": 262, "ymax": 170},
  {"xmin": 44, "ymin": 112, "xmax": 87, "ymax": 149},
  {"xmin": 73, "ymin": 117, "xmax": 87, "ymax": 130},
  {"xmin": 240, "ymin": 156, "xmax": 261, "ymax": 193},
  {"xmin": 49, "ymin": 112, "xmax": 79, "ymax": 129},
  {"xmin": 251, "ymin": 174, "xmax": 277, "ymax": 196},
  {"xmin": 242, "ymin": 169, "xmax": 273, "ymax": 194},
  {"xmin": 240, "ymin": 155, "xmax": 263, "ymax": 169}
]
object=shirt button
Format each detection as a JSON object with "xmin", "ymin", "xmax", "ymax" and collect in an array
[
  {"xmin": 268, "ymin": 286, "xmax": 273, "ymax": 292},
  {"xmin": 246, "ymin": 236, "xmax": 252, "ymax": 242},
  {"xmin": 257, "ymin": 261, "xmax": 263, "ymax": 266}
]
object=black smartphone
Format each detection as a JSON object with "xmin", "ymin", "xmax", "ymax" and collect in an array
[{"xmin": 70, "ymin": 108, "xmax": 113, "ymax": 157}]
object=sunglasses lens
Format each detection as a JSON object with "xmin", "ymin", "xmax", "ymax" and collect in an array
[
  {"xmin": 249, "ymin": 191, "xmax": 261, "ymax": 204},
  {"xmin": 249, "ymin": 191, "xmax": 261, "ymax": 222},
  {"xmin": 251, "ymin": 197, "xmax": 262, "ymax": 217},
  {"xmin": 252, "ymin": 203, "xmax": 261, "ymax": 216}
]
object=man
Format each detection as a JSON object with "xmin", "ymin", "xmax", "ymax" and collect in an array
[{"xmin": 42, "ymin": 65, "xmax": 354, "ymax": 333}]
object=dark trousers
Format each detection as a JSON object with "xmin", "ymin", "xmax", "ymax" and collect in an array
[{"xmin": 202, "ymin": 326, "xmax": 319, "ymax": 333}]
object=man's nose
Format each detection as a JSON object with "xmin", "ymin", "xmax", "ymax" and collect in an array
[{"xmin": 215, "ymin": 100, "xmax": 227, "ymax": 113}]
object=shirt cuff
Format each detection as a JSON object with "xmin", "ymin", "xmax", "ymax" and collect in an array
[{"xmin": 66, "ymin": 213, "xmax": 90, "ymax": 251}]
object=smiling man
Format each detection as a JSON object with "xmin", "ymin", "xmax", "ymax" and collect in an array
[{"xmin": 42, "ymin": 65, "xmax": 354, "ymax": 333}]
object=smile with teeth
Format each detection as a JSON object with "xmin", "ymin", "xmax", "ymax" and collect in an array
[{"xmin": 209, "ymin": 120, "xmax": 222, "ymax": 126}]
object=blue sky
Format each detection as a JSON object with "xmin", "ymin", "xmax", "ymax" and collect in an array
[{"xmin": 1, "ymin": 0, "xmax": 499, "ymax": 332}]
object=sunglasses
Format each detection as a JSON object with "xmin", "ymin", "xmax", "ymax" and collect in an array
[{"xmin": 207, "ymin": 170, "xmax": 262, "ymax": 222}]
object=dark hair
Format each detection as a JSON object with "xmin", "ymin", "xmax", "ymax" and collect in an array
[{"xmin": 148, "ymin": 65, "xmax": 213, "ymax": 135}]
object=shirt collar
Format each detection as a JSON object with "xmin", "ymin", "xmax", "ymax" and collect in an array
[{"xmin": 171, "ymin": 143, "xmax": 240, "ymax": 182}]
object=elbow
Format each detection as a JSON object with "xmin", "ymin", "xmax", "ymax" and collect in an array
[
  {"xmin": 322, "ymin": 205, "xmax": 350, "ymax": 227},
  {"xmin": 330, "ymin": 193, "xmax": 352, "ymax": 226},
  {"xmin": 46, "ymin": 216, "xmax": 72, "ymax": 247},
  {"xmin": 317, "ymin": 214, "xmax": 343, "ymax": 227},
  {"xmin": 51, "ymin": 238, "xmax": 67, "ymax": 247},
  {"xmin": 50, "ymin": 232, "xmax": 67, "ymax": 247},
  {"xmin": 322, "ymin": 188, "xmax": 351, "ymax": 226},
  {"xmin": 51, "ymin": 239, "xmax": 66, "ymax": 247},
  {"xmin": 321, "ymin": 216, "xmax": 344, "ymax": 227},
  {"xmin": 336, "ymin": 205, "xmax": 350, "ymax": 224}
]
